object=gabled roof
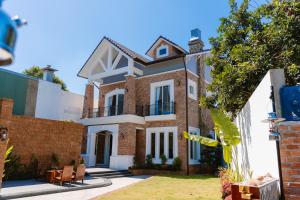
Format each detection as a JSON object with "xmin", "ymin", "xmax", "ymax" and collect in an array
[
  {"xmin": 146, "ymin": 36, "xmax": 188, "ymax": 57},
  {"xmin": 104, "ymin": 37, "xmax": 150, "ymax": 64}
]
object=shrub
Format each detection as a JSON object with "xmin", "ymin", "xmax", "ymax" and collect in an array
[
  {"xmin": 26, "ymin": 154, "xmax": 39, "ymax": 179},
  {"xmin": 50, "ymin": 153, "xmax": 59, "ymax": 169},
  {"xmin": 160, "ymin": 154, "xmax": 167, "ymax": 165},
  {"xmin": 172, "ymin": 157, "xmax": 182, "ymax": 171},
  {"xmin": 145, "ymin": 154, "xmax": 153, "ymax": 168},
  {"xmin": 4, "ymin": 152, "xmax": 22, "ymax": 180}
]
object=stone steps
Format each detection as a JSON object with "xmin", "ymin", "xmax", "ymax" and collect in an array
[{"xmin": 86, "ymin": 170, "xmax": 133, "ymax": 179}]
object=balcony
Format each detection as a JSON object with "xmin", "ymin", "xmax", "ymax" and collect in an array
[
  {"xmin": 89, "ymin": 105, "xmax": 124, "ymax": 118},
  {"xmin": 144, "ymin": 101, "xmax": 176, "ymax": 116}
]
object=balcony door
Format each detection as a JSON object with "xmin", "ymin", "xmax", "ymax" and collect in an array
[
  {"xmin": 107, "ymin": 94, "xmax": 124, "ymax": 116},
  {"xmin": 155, "ymin": 85, "xmax": 171, "ymax": 115},
  {"xmin": 150, "ymin": 80, "xmax": 174, "ymax": 116}
]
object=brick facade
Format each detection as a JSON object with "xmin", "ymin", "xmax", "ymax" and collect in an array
[
  {"xmin": 279, "ymin": 122, "xmax": 300, "ymax": 200},
  {"xmin": 0, "ymin": 98, "xmax": 85, "ymax": 177},
  {"xmin": 82, "ymin": 83, "xmax": 94, "ymax": 118},
  {"xmin": 124, "ymin": 75, "xmax": 136, "ymax": 115}
]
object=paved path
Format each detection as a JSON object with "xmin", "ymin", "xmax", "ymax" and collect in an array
[{"xmin": 12, "ymin": 176, "xmax": 150, "ymax": 200}]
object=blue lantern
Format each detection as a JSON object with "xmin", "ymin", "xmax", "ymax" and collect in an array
[{"xmin": 0, "ymin": 0, "xmax": 26, "ymax": 66}]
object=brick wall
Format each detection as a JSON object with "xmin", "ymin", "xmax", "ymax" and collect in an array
[
  {"xmin": 0, "ymin": 98, "xmax": 85, "ymax": 175},
  {"xmin": 279, "ymin": 122, "xmax": 300, "ymax": 200}
]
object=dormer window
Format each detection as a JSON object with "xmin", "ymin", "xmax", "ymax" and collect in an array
[{"xmin": 156, "ymin": 45, "xmax": 169, "ymax": 58}]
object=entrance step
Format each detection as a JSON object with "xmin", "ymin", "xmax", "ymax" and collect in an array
[{"xmin": 86, "ymin": 170, "xmax": 133, "ymax": 179}]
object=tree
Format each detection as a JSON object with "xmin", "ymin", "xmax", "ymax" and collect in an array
[
  {"xmin": 23, "ymin": 66, "xmax": 67, "ymax": 91},
  {"xmin": 206, "ymin": 0, "xmax": 300, "ymax": 116}
]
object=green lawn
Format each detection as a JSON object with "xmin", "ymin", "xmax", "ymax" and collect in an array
[{"xmin": 98, "ymin": 175, "xmax": 221, "ymax": 200}]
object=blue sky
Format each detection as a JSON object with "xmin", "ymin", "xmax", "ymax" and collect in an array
[{"xmin": 4, "ymin": 0, "xmax": 265, "ymax": 94}]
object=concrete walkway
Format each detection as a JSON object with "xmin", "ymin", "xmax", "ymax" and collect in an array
[{"xmin": 7, "ymin": 176, "xmax": 150, "ymax": 200}]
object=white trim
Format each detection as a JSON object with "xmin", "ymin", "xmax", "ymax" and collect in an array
[
  {"xmin": 188, "ymin": 79, "xmax": 198, "ymax": 100},
  {"xmin": 104, "ymin": 88, "xmax": 125, "ymax": 116},
  {"xmin": 145, "ymin": 114, "xmax": 176, "ymax": 121},
  {"xmin": 187, "ymin": 69, "xmax": 199, "ymax": 78},
  {"xmin": 136, "ymin": 68, "xmax": 185, "ymax": 80},
  {"xmin": 78, "ymin": 114, "xmax": 145, "ymax": 126},
  {"xmin": 100, "ymin": 80, "xmax": 126, "ymax": 87},
  {"xmin": 188, "ymin": 127, "xmax": 201, "ymax": 165},
  {"xmin": 84, "ymin": 124, "xmax": 119, "ymax": 167},
  {"xmin": 150, "ymin": 79, "xmax": 174, "ymax": 106},
  {"xmin": 146, "ymin": 126, "xmax": 178, "ymax": 164},
  {"xmin": 156, "ymin": 44, "xmax": 169, "ymax": 58}
]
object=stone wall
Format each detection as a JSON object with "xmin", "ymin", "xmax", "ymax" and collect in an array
[
  {"xmin": 279, "ymin": 122, "xmax": 300, "ymax": 200},
  {"xmin": 0, "ymin": 98, "xmax": 85, "ymax": 176}
]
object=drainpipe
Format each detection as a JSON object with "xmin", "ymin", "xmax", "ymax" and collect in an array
[
  {"xmin": 183, "ymin": 57, "xmax": 189, "ymax": 175},
  {"xmin": 270, "ymin": 86, "xmax": 285, "ymax": 200}
]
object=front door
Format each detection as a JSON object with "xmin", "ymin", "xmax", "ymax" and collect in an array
[
  {"xmin": 95, "ymin": 133, "xmax": 113, "ymax": 167},
  {"xmin": 95, "ymin": 134, "xmax": 106, "ymax": 165}
]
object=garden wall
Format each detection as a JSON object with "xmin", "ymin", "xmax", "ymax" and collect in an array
[
  {"xmin": 235, "ymin": 69, "xmax": 285, "ymax": 179},
  {"xmin": 0, "ymin": 98, "xmax": 85, "ymax": 175}
]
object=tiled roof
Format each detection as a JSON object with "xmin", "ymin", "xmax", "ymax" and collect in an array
[{"xmin": 104, "ymin": 37, "xmax": 150, "ymax": 64}]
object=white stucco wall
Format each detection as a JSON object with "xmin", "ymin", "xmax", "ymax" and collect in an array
[
  {"xmin": 235, "ymin": 69, "xmax": 285, "ymax": 179},
  {"xmin": 35, "ymin": 80, "xmax": 84, "ymax": 121}
]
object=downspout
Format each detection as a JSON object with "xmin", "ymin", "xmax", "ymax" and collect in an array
[{"xmin": 183, "ymin": 56, "xmax": 189, "ymax": 175}]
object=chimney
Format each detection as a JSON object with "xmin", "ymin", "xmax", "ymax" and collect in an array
[
  {"xmin": 188, "ymin": 28, "xmax": 204, "ymax": 53},
  {"xmin": 42, "ymin": 65, "xmax": 57, "ymax": 82}
]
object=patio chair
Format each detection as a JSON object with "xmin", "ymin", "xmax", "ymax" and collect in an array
[
  {"xmin": 72, "ymin": 164, "xmax": 86, "ymax": 184},
  {"xmin": 53, "ymin": 165, "xmax": 74, "ymax": 186}
]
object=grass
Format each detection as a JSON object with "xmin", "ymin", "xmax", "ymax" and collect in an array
[{"xmin": 98, "ymin": 175, "xmax": 221, "ymax": 200}]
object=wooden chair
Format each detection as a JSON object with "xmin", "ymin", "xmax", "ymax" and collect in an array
[
  {"xmin": 53, "ymin": 166, "xmax": 73, "ymax": 186},
  {"xmin": 72, "ymin": 164, "xmax": 86, "ymax": 184}
]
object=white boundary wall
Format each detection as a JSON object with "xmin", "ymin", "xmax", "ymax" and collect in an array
[
  {"xmin": 35, "ymin": 80, "xmax": 84, "ymax": 121},
  {"xmin": 235, "ymin": 69, "xmax": 285, "ymax": 179}
]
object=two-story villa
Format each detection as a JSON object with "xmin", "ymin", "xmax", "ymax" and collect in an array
[{"xmin": 78, "ymin": 29, "xmax": 213, "ymax": 173}]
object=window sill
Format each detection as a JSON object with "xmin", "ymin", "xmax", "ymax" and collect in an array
[
  {"xmin": 189, "ymin": 160, "xmax": 200, "ymax": 165},
  {"xmin": 145, "ymin": 114, "xmax": 176, "ymax": 122}
]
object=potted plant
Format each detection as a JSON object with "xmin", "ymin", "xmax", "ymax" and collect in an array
[
  {"xmin": 50, "ymin": 153, "xmax": 59, "ymax": 170},
  {"xmin": 160, "ymin": 154, "xmax": 167, "ymax": 169}
]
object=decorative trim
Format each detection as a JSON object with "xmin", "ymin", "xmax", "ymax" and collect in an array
[
  {"xmin": 145, "ymin": 114, "xmax": 176, "ymax": 122},
  {"xmin": 150, "ymin": 79, "xmax": 174, "ymax": 106},
  {"xmin": 136, "ymin": 68, "xmax": 185, "ymax": 80},
  {"xmin": 100, "ymin": 80, "xmax": 126, "ymax": 87},
  {"xmin": 187, "ymin": 69, "xmax": 199, "ymax": 78},
  {"xmin": 146, "ymin": 126, "xmax": 178, "ymax": 164},
  {"xmin": 79, "ymin": 114, "xmax": 145, "ymax": 126},
  {"xmin": 188, "ymin": 127, "xmax": 201, "ymax": 165},
  {"xmin": 188, "ymin": 79, "xmax": 198, "ymax": 100},
  {"xmin": 156, "ymin": 44, "xmax": 169, "ymax": 58}
]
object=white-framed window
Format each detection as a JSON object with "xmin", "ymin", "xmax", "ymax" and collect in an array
[
  {"xmin": 150, "ymin": 79, "xmax": 174, "ymax": 116},
  {"xmin": 188, "ymin": 79, "xmax": 197, "ymax": 100},
  {"xmin": 189, "ymin": 127, "xmax": 201, "ymax": 164},
  {"xmin": 156, "ymin": 45, "xmax": 169, "ymax": 58},
  {"xmin": 104, "ymin": 89, "xmax": 125, "ymax": 116},
  {"xmin": 146, "ymin": 127, "xmax": 178, "ymax": 164}
]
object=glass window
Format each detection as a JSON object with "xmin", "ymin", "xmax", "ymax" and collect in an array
[
  {"xmin": 151, "ymin": 133, "xmax": 156, "ymax": 158},
  {"xmin": 169, "ymin": 132, "xmax": 174, "ymax": 159},
  {"xmin": 155, "ymin": 85, "xmax": 171, "ymax": 115},
  {"xmin": 160, "ymin": 132, "xmax": 164, "ymax": 156},
  {"xmin": 189, "ymin": 85, "xmax": 194, "ymax": 95},
  {"xmin": 159, "ymin": 48, "xmax": 167, "ymax": 56},
  {"xmin": 190, "ymin": 131, "xmax": 199, "ymax": 160}
]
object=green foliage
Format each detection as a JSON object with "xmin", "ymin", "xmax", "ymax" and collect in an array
[
  {"xmin": 23, "ymin": 66, "xmax": 67, "ymax": 91},
  {"xmin": 50, "ymin": 153, "xmax": 59, "ymax": 169},
  {"xmin": 145, "ymin": 154, "xmax": 153, "ymax": 168},
  {"xmin": 4, "ymin": 153, "xmax": 40, "ymax": 180},
  {"xmin": 206, "ymin": 0, "xmax": 300, "ymax": 115},
  {"xmin": 160, "ymin": 154, "xmax": 167, "ymax": 165},
  {"xmin": 3, "ymin": 145, "xmax": 13, "ymax": 178},
  {"xmin": 172, "ymin": 157, "xmax": 182, "ymax": 171}
]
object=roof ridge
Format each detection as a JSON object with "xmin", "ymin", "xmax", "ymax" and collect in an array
[{"xmin": 104, "ymin": 36, "xmax": 150, "ymax": 63}]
